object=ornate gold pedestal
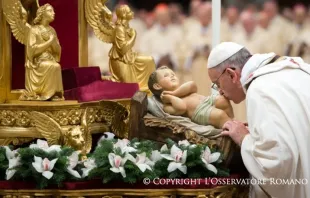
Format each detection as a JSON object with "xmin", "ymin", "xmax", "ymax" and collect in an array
[
  {"xmin": 0, "ymin": 99, "xmax": 130, "ymax": 152},
  {"xmin": 0, "ymin": 186, "xmax": 249, "ymax": 198}
]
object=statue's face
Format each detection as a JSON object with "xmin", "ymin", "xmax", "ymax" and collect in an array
[
  {"xmin": 43, "ymin": 5, "xmax": 55, "ymax": 22},
  {"xmin": 154, "ymin": 68, "xmax": 180, "ymax": 92},
  {"xmin": 66, "ymin": 126, "xmax": 85, "ymax": 150},
  {"xmin": 126, "ymin": 8, "xmax": 134, "ymax": 20}
]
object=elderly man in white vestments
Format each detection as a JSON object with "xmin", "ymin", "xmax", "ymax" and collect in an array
[{"xmin": 207, "ymin": 42, "xmax": 310, "ymax": 198}]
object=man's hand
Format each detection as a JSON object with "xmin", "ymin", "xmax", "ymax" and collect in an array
[{"xmin": 221, "ymin": 121, "xmax": 249, "ymax": 146}]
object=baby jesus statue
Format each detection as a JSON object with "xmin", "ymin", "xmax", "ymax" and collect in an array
[{"xmin": 148, "ymin": 66, "xmax": 234, "ymax": 129}]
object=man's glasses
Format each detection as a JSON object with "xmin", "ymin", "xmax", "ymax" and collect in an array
[{"xmin": 211, "ymin": 68, "xmax": 235, "ymax": 91}]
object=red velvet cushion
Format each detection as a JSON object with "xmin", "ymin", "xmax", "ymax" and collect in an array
[
  {"xmin": 62, "ymin": 67, "xmax": 102, "ymax": 90},
  {"xmin": 64, "ymin": 80, "xmax": 139, "ymax": 102}
]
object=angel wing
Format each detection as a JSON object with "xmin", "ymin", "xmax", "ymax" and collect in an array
[
  {"xmin": 99, "ymin": 100, "xmax": 129, "ymax": 138},
  {"xmin": 81, "ymin": 108, "xmax": 92, "ymax": 153},
  {"xmin": 2, "ymin": 0, "xmax": 33, "ymax": 45},
  {"xmin": 30, "ymin": 111, "xmax": 62, "ymax": 146},
  {"xmin": 85, "ymin": 0, "xmax": 115, "ymax": 43}
]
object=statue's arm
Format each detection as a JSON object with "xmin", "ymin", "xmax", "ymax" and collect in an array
[
  {"xmin": 165, "ymin": 81, "xmax": 198, "ymax": 97},
  {"xmin": 161, "ymin": 94, "xmax": 187, "ymax": 116},
  {"xmin": 114, "ymin": 26, "xmax": 136, "ymax": 54},
  {"xmin": 27, "ymin": 28, "xmax": 54, "ymax": 58},
  {"xmin": 51, "ymin": 28, "xmax": 61, "ymax": 62}
]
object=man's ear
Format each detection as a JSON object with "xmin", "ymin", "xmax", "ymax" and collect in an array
[
  {"xmin": 226, "ymin": 68, "xmax": 238, "ymax": 83},
  {"xmin": 153, "ymin": 83, "xmax": 162, "ymax": 90}
]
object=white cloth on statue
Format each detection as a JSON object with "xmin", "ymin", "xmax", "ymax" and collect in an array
[{"xmin": 240, "ymin": 53, "xmax": 310, "ymax": 198}]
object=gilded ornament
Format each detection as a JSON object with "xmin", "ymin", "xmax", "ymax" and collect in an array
[
  {"xmin": 30, "ymin": 109, "xmax": 92, "ymax": 155},
  {"xmin": 85, "ymin": 0, "xmax": 156, "ymax": 94},
  {"xmin": 2, "ymin": 0, "xmax": 64, "ymax": 101}
]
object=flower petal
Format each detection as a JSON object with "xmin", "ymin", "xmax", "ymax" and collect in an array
[
  {"xmin": 125, "ymin": 154, "xmax": 135, "ymax": 164},
  {"xmin": 32, "ymin": 157, "xmax": 43, "ymax": 173},
  {"xmin": 178, "ymin": 165, "xmax": 187, "ymax": 174},
  {"xmin": 8, "ymin": 157, "xmax": 20, "ymax": 168},
  {"xmin": 181, "ymin": 150, "xmax": 187, "ymax": 164},
  {"xmin": 48, "ymin": 158, "xmax": 58, "ymax": 170},
  {"xmin": 205, "ymin": 146, "xmax": 211, "ymax": 154},
  {"xmin": 68, "ymin": 151, "xmax": 80, "ymax": 168},
  {"xmin": 161, "ymin": 154, "xmax": 174, "ymax": 161},
  {"xmin": 136, "ymin": 153, "xmax": 146, "ymax": 164},
  {"xmin": 209, "ymin": 152, "xmax": 221, "ymax": 163},
  {"xmin": 67, "ymin": 168, "xmax": 81, "ymax": 178},
  {"xmin": 160, "ymin": 144, "xmax": 168, "ymax": 152},
  {"xmin": 37, "ymin": 139, "xmax": 49, "ymax": 148},
  {"xmin": 151, "ymin": 150, "xmax": 162, "ymax": 162},
  {"xmin": 170, "ymin": 145, "xmax": 182, "ymax": 156},
  {"xmin": 4, "ymin": 146, "xmax": 13, "ymax": 159},
  {"xmin": 104, "ymin": 132, "xmax": 115, "ymax": 140},
  {"xmin": 207, "ymin": 164, "xmax": 218, "ymax": 174},
  {"xmin": 6, "ymin": 169, "xmax": 16, "ymax": 180},
  {"xmin": 167, "ymin": 162, "xmax": 181, "ymax": 173},
  {"xmin": 108, "ymin": 153, "xmax": 116, "ymax": 167},
  {"xmin": 47, "ymin": 145, "xmax": 61, "ymax": 152},
  {"xmin": 110, "ymin": 167, "xmax": 121, "ymax": 174},
  {"xmin": 122, "ymin": 146, "xmax": 137, "ymax": 154},
  {"xmin": 201, "ymin": 157, "xmax": 209, "ymax": 166},
  {"xmin": 42, "ymin": 171, "xmax": 54, "ymax": 179},
  {"xmin": 119, "ymin": 167, "xmax": 126, "ymax": 178},
  {"xmin": 178, "ymin": 140, "xmax": 190, "ymax": 147},
  {"xmin": 137, "ymin": 164, "xmax": 152, "ymax": 173},
  {"xmin": 81, "ymin": 168, "xmax": 93, "ymax": 178},
  {"xmin": 34, "ymin": 156, "xmax": 43, "ymax": 164}
]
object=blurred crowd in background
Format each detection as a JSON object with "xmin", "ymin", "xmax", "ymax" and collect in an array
[{"xmin": 88, "ymin": 0, "xmax": 310, "ymax": 121}]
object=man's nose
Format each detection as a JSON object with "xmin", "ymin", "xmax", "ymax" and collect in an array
[{"xmin": 219, "ymin": 89, "xmax": 224, "ymax": 95}]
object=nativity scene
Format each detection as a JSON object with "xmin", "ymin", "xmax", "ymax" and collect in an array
[{"xmin": 0, "ymin": 0, "xmax": 270, "ymax": 197}]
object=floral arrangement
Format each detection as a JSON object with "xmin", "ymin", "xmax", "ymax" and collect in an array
[{"xmin": 0, "ymin": 133, "xmax": 229, "ymax": 189}]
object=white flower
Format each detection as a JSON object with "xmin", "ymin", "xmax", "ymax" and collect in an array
[
  {"xmin": 67, "ymin": 151, "xmax": 81, "ymax": 178},
  {"xmin": 201, "ymin": 146, "xmax": 221, "ymax": 174},
  {"xmin": 29, "ymin": 139, "xmax": 61, "ymax": 153},
  {"xmin": 4, "ymin": 146, "xmax": 21, "ymax": 180},
  {"xmin": 150, "ymin": 150, "xmax": 162, "ymax": 163},
  {"xmin": 161, "ymin": 145, "xmax": 187, "ymax": 174},
  {"xmin": 32, "ymin": 156, "xmax": 58, "ymax": 179},
  {"xmin": 81, "ymin": 158, "xmax": 96, "ymax": 178},
  {"xmin": 134, "ymin": 152, "xmax": 153, "ymax": 172},
  {"xmin": 114, "ymin": 139, "xmax": 137, "ymax": 154},
  {"xmin": 108, "ymin": 153, "xmax": 128, "ymax": 178},
  {"xmin": 178, "ymin": 140, "xmax": 190, "ymax": 147}
]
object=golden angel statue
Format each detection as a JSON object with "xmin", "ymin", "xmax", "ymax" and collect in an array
[
  {"xmin": 2, "ymin": 0, "xmax": 64, "ymax": 101},
  {"xmin": 85, "ymin": 0, "xmax": 156, "ymax": 93}
]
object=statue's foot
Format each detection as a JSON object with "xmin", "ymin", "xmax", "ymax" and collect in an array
[
  {"xmin": 101, "ymin": 75, "xmax": 113, "ymax": 81},
  {"xmin": 51, "ymin": 95, "xmax": 65, "ymax": 101}
]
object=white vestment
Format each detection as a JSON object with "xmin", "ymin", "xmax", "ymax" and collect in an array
[{"xmin": 240, "ymin": 53, "xmax": 310, "ymax": 198}]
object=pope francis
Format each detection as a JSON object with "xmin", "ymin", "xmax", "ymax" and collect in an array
[{"xmin": 207, "ymin": 42, "xmax": 310, "ymax": 198}]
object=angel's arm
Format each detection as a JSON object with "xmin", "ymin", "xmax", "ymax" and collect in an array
[
  {"xmin": 114, "ymin": 26, "xmax": 136, "ymax": 54},
  {"xmin": 27, "ymin": 28, "xmax": 54, "ymax": 58},
  {"xmin": 50, "ymin": 28, "xmax": 61, "ymax": 62}
]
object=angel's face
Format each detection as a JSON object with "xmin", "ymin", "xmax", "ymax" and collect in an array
[
  {"xmin": 125, "ymin": 7, "xmax": 134, "ymax": 20},
  {"xmin": 43, "ymin": 5, "xmax": 55, "ymax": 22}
]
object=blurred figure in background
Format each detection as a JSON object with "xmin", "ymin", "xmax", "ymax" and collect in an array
[
  {"xmin": 139, "ymin": 3, "xmax": 182, "ymax": 71},
  {"xmin": 221, "ymin": 6, "xmax": 241, "ymax": 41},
  {"xmin": 231, "ymin": 10, "xmax": 263, "ymax": 54}
]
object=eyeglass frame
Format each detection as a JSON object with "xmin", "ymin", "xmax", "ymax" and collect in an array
[{"xmin": 211, "ymin": 67, "xmax": 236, "ymax": 91}]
